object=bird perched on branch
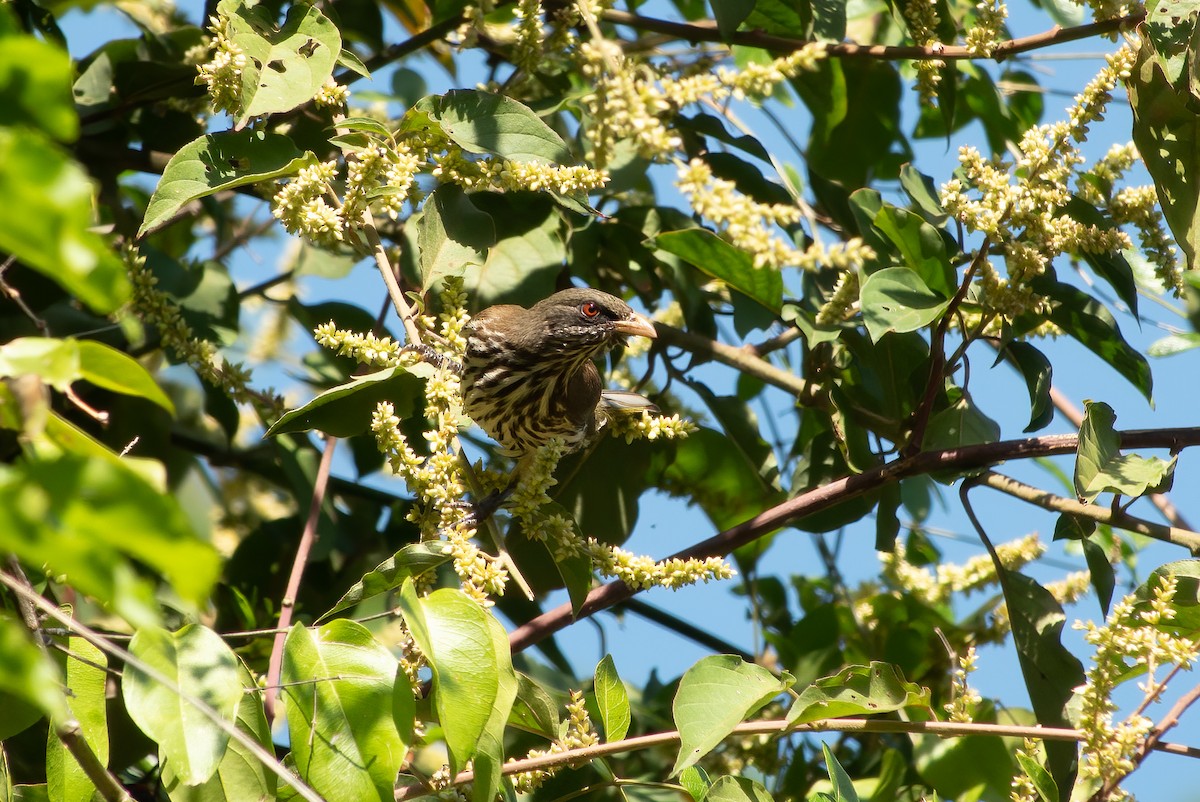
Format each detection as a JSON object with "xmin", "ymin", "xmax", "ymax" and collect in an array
[{"xmin": 461, "ymin": 288, "xmax": 657, "ymax": 457}]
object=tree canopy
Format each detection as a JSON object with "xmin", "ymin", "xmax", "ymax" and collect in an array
[{"xmin": 2, "ymin": 0, "xmax": 1200, "ymax": 801}]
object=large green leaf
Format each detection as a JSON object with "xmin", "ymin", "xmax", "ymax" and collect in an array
[
  {"xmin": 282, "ymin": 620, "xmax": 407, "ymax": 802},
  {"xmin": 1073, "ymin": 401, "xmax": 1175, "ymax": 503},
  {"xmin": 470, "ymin": 614, "xmax": 517, "ymax": 802},
  {"xmin": 418, "ymin": 185, "xmax": 495, "ymax": 291},
  {"xmin": 872, "ymin": 204, "xmax": 956, "ymax": 298},
  {"xmin": 0, "ymin": 338, "xmax": 174, "ymax": 414},
  {"xmin": 671, "ymin": 655, "xmax": 793, "ymax": 775},
  {"xmin": 786, "ymin": 662, "xmax": 930, "ymax": 725},
  {"xmin": 220, "ymin": 0, "xmax": 341, "ymax": 124},
  {"xmin": 1131, "ymin": 26, "xmax": 1200, "ymax": 270},
  {"xmin": 139, "ymin": 130, "xmax": 314, "ymax": 237},
  {"xmin": 594, "ymin": 655, "xmax": 630, "ymax": 743},
  {"xmin": 162, "ymin": 663, "xmax": 277, "ymax": 802},
  {"xmin": 123, "ymin": 625, "xmax": 243, "ymax": 786},
  {"xmin": 655, "ymin": 229, "xmax": 783, "ymax": 312},
  {"xmin": 0, "ymin": 14, "xmax": 76, "ymax": 142},
  {"xmin": 1000, "ymin": 341, "xmax": 1054, "ymax": 432},
  {"xmin": 0, "ymin": 128, "xmax": 129, "ymax": 313},
  {"xmin": 265, "ymin": 364, "xmax": 434, "ymax": 438},
  {"xmin": 0, "ymin": 455, "xmax": 219, "ymax": 627},
  {"xmin": 47, "ymin": 635, "xmax": 107, "ymax": 802},
  {"xmin": 414, "ymin": 90, "xmax": 573, "ymax": 164},
  {"xmin": 861, "ymin": 267, "xmax": 950, "ymax": 341},
  {"xmin": 703, "ymin": 776, "xmax": 775, "ymax": 802},
  {"xmin": 397, "ymin": 582, "xmax": 508, "ymax": 774}
]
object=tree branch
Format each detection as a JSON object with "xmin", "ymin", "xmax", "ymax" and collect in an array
[
  {"xmin": 509, "ymin": 426, "xmax": 1200, "ymax": 654},
  {"xmin": 978, "ymin": 470, "xmax": 1200, "ymax": 554},
  {"xmin": 600, "ymin": 10, "xmax": 1144, "ymax": 61},
  {"xmin": 653, "ymin": 322, "xmax": 816, "ymax": 402}
]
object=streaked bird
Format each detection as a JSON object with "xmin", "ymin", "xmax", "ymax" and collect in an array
[{"xmin": 461, "ymin": 288, "xmax": 657, "ymax": 457}]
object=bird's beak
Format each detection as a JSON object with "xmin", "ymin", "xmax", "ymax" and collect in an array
[{"xmin": 614, "ymin": 312, "xmax": 657, "ymax": 339}]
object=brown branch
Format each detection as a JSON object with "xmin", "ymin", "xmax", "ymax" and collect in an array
[
  {"xmin": 653, "ymin": 322, "xmax": 816, "ymax": 403},
  {"xmin": 265, "ymin": 436, "xmax": 338, "ymax": 722},
  {"xmin": 978, "ymin": 470, "xmax": 1200, "ymax": 554},
  {"xmin": 509, "ymin": 426, "xmax": 1200, "ymax": 655},
  {"xmin": 394, "ymin": 714, "xmax": 1197, "ymax": 801},
  {"xmin": 601, "ymin": 10, "xmax": 1144, "ymax": 61}
]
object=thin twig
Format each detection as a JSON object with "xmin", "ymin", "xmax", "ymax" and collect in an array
[
  {"xmin": 393, "ymin": 714, "xmax": 1197, "ymax": 800},
  {"xmin": 978, "ymin": 470, "xmax": 1200, "ymax": 554},
  {"xmin": 265, "ymin": 435, "xmax": 338, "ymax": 721},
  {"xmin": 509, "ymin": 426, "xmax": 1200, "ymax": 654},
  {"xmin": 600, "ymin": 9, "xmax": 1143, "ymax": 62},
  {"xmin": 2, "ymin": 562, "xmax": 133, "ymax": 802},
  {"xmin": 0, "ymin": 575, "xmax": 326, "ymax": 802},
  {"xmin": 654, "ymin": 322, "xmax": 815, "ymax": 402},
  {"xmin": 0, "ymin": 256, "xmax": 51, "ymax": 335}
]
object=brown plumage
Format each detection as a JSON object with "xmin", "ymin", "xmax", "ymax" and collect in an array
[{"xmin": 461, "ymin": 288, "xmax": 656, "ymax": 456}]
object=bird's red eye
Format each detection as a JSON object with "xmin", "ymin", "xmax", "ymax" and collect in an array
[{"xmin": 580, "ymin": 302, "xmax": 600, "ymax": 318}]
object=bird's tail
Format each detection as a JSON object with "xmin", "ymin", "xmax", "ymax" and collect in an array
[{"xmin": 598, "ymin": 390, "xmax": 659, "ymax": 415}]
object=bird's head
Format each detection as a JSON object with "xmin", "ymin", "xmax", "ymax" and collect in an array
[{"xmin": 526, "ymin": 288, "xmax": 656, "ymax": 356}]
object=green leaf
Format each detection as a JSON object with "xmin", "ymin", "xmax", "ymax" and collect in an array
[
  {"xmin": 679, "ymin": 767, "xmax": 711, "ymax": 802},
  {"xmin": 162, "ymin": 663, "xmax": 277, "ymax": 802},
  {"xmin": 671, "ymin": 655, "xmax": 793, "ymax": 775},
  {"xmin": 0, "ymin": 338, "xmax": 174, "ymax": 415},
  {"xmin": 702, "ymin": 775, "xmax": 774, "ymax": 802},
  {"xmin": 282, "ymin": 620, "xmax": 407, "ymax": 802},
  {"xmin": 414, "ymin": 90, "xmax": 573, "ymax": 164},
  {"xmin": 0, "ymin": 455, "xmax": 219, "ymax": 627},
  {"xmin": 0, "ymin": 615, "xmax": 67, "ymax": 723},
  {"xmin": 1074, "ymin": 401, "xmax": 1176, "ymax": 502},
  {"xmin": 1001, "ymin": 573, "xmax": 1084, "ymax": 793},
  {"xmin": 921, "ymin": 398, "xmax": 1000, "ymax": 451},
  {"xmin": 1001, "ymin": 342, "xmax": 1054, "ymax": 432},
  {"xmin": 786, "ymin": 662, "xmax": 931, "ymax": 725},
  {"xmin": 860, "ymin": 267, "xmax": 950, "ymax": 341},
  {"xmin": 1130, "ymin": 38, "xmax": 1200, "ymax": 271},
  {"xmin": 47, "ymin": 634, "xmax": 108, "ymax": 802},
  {"xmin": 1082, "ymin": 536, "xmax": 1116, "ymax": 617},
  {"xmin": 898, "ymin": 165, "xmax": 947, "ymax": 223},
  {"xmin": 123, "ymin": 625, "xmax": 243, "ymax": 786},
  {"xmin": 1015, "ymin": 751, "xmax": 1059, "ymax": 802},
  {"xmin": 470, "ymin": 614, "xmax": 517, "ymax": 802},
  {"xmin": 511, "ymin": 673, "xmax": 560, "ymax": 737},
  {"xmin": 821, "ymin": 743, "xmax": 860, "ymax": 802},
  {"xmin": 139, "ymin": 130, "xmax": 314, "ymax": 237},
  {"xmin": 265, "ymin": 364, "xmax": 434, "ymax": 438},
  {"xmin": 1148, "ymin": 332, "xmax": 1200, "ymax": 357},
  {"xmin": 711, "ymin": 0, "xmax": 753, "ymax": 38},
  {"xmin": 221, "ymin": 0, "xmax": 341, "ymax": 124},
  {"xmin": 319, "ymin": 543, "xmax": 452, "ymax": 621},
  {"xmin": 463, "ymin": 194, "xmax": 561, "ymax": 307},
  {"xmin": 594, "ymin": 656, "xmax": 630, "ymax": 742},
  {"xmin": 0, "ymin": 128, "xmax": 130, "ymax": 313},
  {"xmin": 418, "ymin": 185, "xmax": 496, "ymax": 290},
  {"xmin": 663, "ymin": 428, "xmax": 785, "ymax": 533},
  {"xmin": 397, "ymin": 582, "xmax": 506, "ymax": 774},
  {"xmin": 872, "ymin": 205, "xmax": 956, "ymax": 298},
  {"xmin": 655, "ymin": 229, "xmax": 783, "ymax": 312},
  {"xmin": 0, "ymin": 22, "xmax": 77, "ymax": 142}
]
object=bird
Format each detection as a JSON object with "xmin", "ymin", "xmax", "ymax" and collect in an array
[{"xmin": 461, "ymin": 288, "xmax": 657, "ymax": 458}]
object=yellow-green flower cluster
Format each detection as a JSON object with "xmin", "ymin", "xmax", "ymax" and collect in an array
[
  {"xmin": 512, "ymin": 690, "xmax": 601, "ymax": 793},
  {"xmin": 313, "ymin": 323, "xmax": 411, "ymax": 367},
  {"xmin": 124, "ymin": 247, "xmax": 281, "ymax": 413},
  {"xmin": 606, "ymin": 410, "xmax": 696, "ymax": 442},
  {"xmin": 580, "ymin": 39, "xmax": 682, "ymax": 166},
  {"xmin": 714, "ymin": 44, "xmax": 826, "ymax": 100},
  {"xmin": 1110, "ymin": 185, "xmax": 1182, "ymax": 294},
  {"xmin": 965, "ymin": 0, "xmax": 1007, "ymax": 57},
  {"xmin": 944, "ymin": 645, "xmax": 983, "ymax": 722},
  {"xmin": 433, "ymin": 149, "xmax": 609, "ymax": 195},
  {"xmin": 272, "ymin": 160, "xmax": 345, "ymax": 246},
  {"xmin": 313, "ymin": 77, "xmax": 350, "ymax": 110},
  {"xmin": 815, "ymin": 270, "xmax": 861, "ymax": 324},
  {"xmin": 677, "ymin": 159, "xmax": 873, "ymax": 271},
  {"xmin": 447, "ymin": 523, "xmax": 508, "ymax": 605},
  {"xmin": 880, "ymin": 533, "xmax": 1045, "ymax": 606},
  {"xmin": 343, "ymin": 141, "xmax": 425, "ymax": 223},
  {"xmin": 1080, "ymin": 0, "xmax": 1144, "ymax": 25},
  {"xmin": 506, "ymin": 439, "xmax": 568, "ymax": 524},
  {"xmin": 940, "ymin": 45, "xmax": 1136, "ymax": 319},
  {"xmin": 586, "ymin": 540, "xmax": 734, "ymax": 590},
  {"xmin": 900, "ymin": 0, "xmax": 944, "ymax": 106},
  {"xmin": 195, "ymin": 13, "xmax": 247, "ymax": 115},
  {"xmin": 512, "ymin": 0, "xmax": 544, "ymax": 72},
  {"xmin": 1074, "ymin": 574, "xmax": 1197, "ymax": 791},
  {"xmin": 1009, "ymin": 739, "xmax": 1043, "ymax": 802}
]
